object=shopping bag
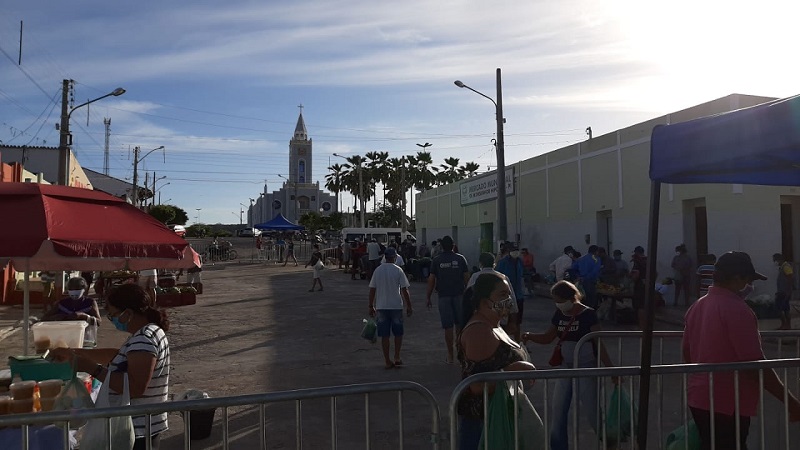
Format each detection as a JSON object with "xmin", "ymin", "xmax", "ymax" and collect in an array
[
  {"xmin": 605, "ymin": 385, "xmax": 636, "ymax": 443},
  {"xmin": 79, "ymin": 371, "xmax": 135, "ymax": 450},
  {"xmin": 360, "ymin": 318, "xmax": 377, "ymax": 343},
  {"xmin": 314, "ymin": 260, "xmax": 325, "ymax": 270},
  {"xmin": 52, "ymin": 375, "xmax": 95, "ymax": 427},
  {"xmin": 478, "ymin": 381, "xmax": 546, "ymax": 450},
  {"xmin": 665, "ymin": 420, "xmax": 701, "ymax": 450}
]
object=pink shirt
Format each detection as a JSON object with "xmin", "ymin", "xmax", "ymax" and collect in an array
[{"xmin": 683, "ymin": 286, "xmax": 764, "ymax": 416}]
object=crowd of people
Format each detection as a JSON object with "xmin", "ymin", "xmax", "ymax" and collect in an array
[{"xmin": 357, "ymin": 235, "xmax": 799, "ymax": 449}]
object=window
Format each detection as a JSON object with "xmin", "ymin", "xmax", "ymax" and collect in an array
[{"xmin": 298, "ymin": 196, "xmax": 310, "ymax": 209}]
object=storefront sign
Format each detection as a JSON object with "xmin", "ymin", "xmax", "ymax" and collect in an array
[{"xmin": 459, "ymin": 168, "xmax": 514, "ymax": 205}]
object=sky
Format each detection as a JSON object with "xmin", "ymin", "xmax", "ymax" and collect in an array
[{"xmin": 1, "ymin": 1, "xmax": 798, "ymax": 225}]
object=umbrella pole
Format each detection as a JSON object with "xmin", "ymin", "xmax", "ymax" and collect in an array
[{"xmin": 23, "ymin": 262, "xmax": 30, "ymax": 356}]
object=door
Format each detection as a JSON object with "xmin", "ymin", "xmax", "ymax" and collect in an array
[
  {"xmin": 596, "ymin": 210, "xmax": 613, "ymax": 251},
  {"xmin": 695, "ymin": 206, "xmax": 708, "ymax": 263},
  {"xmin": 480, "ymin": 223, "xmax": 493, "ymax": 253},
  {"xmin": 781, "ymin": 203, "xmax": 794, "ymax": 262}
]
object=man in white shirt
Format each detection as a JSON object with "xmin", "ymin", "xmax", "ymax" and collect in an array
[
  {"xmin": 138, "ymin": 269, "xmax": 158, "ymax": 304},
  {"xmin": 549, "ymin": 246, "xmax": 575, "ymax": 281},
  {"xmin": 366, "ymin": 238, "xmax": 382, "ymax": 280},
  {"xmin": 368, "ymin": 248, "xmax": 413, "ymax": 369},
  {"xmin": 381, "ymin": 246, "xmax": 405, "ymax": 267}
]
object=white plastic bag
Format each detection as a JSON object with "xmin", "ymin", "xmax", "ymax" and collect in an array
[
  {"xmin": 80, "ymin": 371, "xmax": 135, "ymax": 450},
  {"xmin": 314, "ymin": 260, "xmax": 324, "ymax": 270}
]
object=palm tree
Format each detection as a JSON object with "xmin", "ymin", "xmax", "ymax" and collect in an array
[
  {"xmin": 342, "ymin": 155, "xmax": 367, "ymax": 221},
  {"xmin": 325, "ymin": 163, "xmax": 345, "ymax": 212},
  {"xmin": 437, "ymin": 157, "xmax": 461, "ymax": 185},
  {"xmin": 460, "ymin": 161, "xmax": 481, "ymax": 178},
  {"xmin": 414, "ymin": 151, "xmax": 438, "ymax": 191},
  {"xmin": 365, "ymin": 151, "xmax": 389, "ymax": 212}
]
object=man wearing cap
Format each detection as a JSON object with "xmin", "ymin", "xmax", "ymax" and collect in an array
[
  {"xmin": 369, "ymin": 247, "xmax": 412, "ymax": 369},
  {"xmin": 683, "ymin": 251, "xmax": 800, "ymax": 448},
  {"xmin": 426, "ymin": 235, "xmax": 470, "ymax": 364},
  {"xmin": 366, "ymin": 238, "xmax": 382, "ymax": 280},
  {"xmin": 549, "ymin": 246, "xmax": 575, "ymax": 281},
  {"xmin": 772, "ymin": 253, "xmax": 794, "ymax": 330}
]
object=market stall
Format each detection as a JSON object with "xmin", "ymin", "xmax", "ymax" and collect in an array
[{"xmin": 0, "ymin": 183, "xmax": 201, "ymax": 355}]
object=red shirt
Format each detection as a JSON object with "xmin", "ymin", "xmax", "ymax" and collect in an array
[
  {"xmin": 521, "ymin": 253, "xmax": 534, "ymax": 271},
  {"xmin": 683, "ymin": 286, "xmax": 764, "ymax": 416}
]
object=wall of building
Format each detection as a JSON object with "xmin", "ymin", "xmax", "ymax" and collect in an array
[{"xmin": 416, "ymin": 94, "xmax": 789, "ymax": 295}]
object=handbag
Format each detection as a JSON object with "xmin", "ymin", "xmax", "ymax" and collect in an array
[
  {"xmin": 80, "ymin": 371, "xmax": 135, "ymax": 450},
  {"xmin": 548, "ymin": 315, "xmax": 577, "ymax": 366},
  {"xmin": 478, "ymin": 380, "xmax": 546, "ymax": 450}
]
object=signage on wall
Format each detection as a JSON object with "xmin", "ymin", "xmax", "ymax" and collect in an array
[
  {"xmin": 321, "ymin": 201, "xmax": 331, "ymax": 211},
  {"xmin": 459, "ymin": 168, "xmax": 515, "ymax": 206}
]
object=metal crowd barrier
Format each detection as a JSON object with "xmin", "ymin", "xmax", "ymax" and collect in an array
[
  {"xmin": 569, "ymin": 330, "xmax": 800, "ymax": 449},
  {"xmin": 449, "ymin": 358, "xmax": 800, "ymax": 450},
  {"xmin": 0, "ymin": 381, "xmax": 442, "ymax": 450}
]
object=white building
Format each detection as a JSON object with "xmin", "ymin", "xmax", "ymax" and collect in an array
[
  {"xmin": 416, "ymin": 93, "xmax": 798, "ymax": 293},
  {"xmin": 249, "ymin": 112, "xmax": 337, "ymax": 225}
]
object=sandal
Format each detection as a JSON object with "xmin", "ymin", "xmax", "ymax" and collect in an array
[
  {"xmin": 394, "ymin": 359, "xmax": 403, "ymax": 367},
  {"xmin": 384, "ymin": 362, "xmax": 395, "ymax": 369}
]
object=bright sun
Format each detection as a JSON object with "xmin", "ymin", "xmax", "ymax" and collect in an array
[{"xmin": 605, "ymin": 0, "xmax": 799, "ymax": 105}]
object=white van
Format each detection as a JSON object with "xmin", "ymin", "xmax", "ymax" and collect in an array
[{"xmin": 341, "ymin": 228, "xmax": 415, "ymax": 245}]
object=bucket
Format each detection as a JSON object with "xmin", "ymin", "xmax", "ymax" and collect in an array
[{"xmin": 188, "ymin": 408, "xmax": 216, "ymax": 440}]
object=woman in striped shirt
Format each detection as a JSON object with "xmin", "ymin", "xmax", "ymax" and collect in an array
[{"xmin": 53, "ymin": 283, "xmax": 170, "ymax": 450}]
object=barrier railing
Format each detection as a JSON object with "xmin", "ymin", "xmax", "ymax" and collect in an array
[
  {"xmin": 0, "ymin": 381, "xmax": 442, "ymax": 450},
  {"xmin": 569, "ymin": 330, "xmax": 800, "ymax": 449},
  {"xmin": 448, "ymin": 358, "xmax": 800, "ymax": 450}
]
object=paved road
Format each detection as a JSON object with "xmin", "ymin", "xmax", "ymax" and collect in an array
[{"xmin": 2, "ymin": 263, "xmax": 799, "ymax": 449}]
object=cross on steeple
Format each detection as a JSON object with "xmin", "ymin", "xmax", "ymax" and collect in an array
[{"xmin": 298, "ymin": 103, "xmax": 304, "ymax": 115}]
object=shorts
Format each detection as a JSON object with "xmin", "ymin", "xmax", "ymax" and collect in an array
[
  {"xmin": 376, "ymin": 309, "xmax": 404, "ymax": 337},
  {"xmin": 775, "ymin": 292, "xmax": 791, "ymax": 312},
  {"xmin": 437, "ymin": 295, "xmax": 463, "ymax": 329}
]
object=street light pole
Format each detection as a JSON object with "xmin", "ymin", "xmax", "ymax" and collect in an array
[
  {"xmin": 131, "ymin": 146, "xmax": 164, "ymax": 207},
  {"xmin": 454, "ymin": 68, "xmax": 508, "ymax": 242},
  {"xmin": 58, "ymin": 80, "xmax": 126, "ymax": 185}
]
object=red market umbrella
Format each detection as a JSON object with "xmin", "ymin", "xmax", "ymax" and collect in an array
[
  {"xmin": 0, "ymin": 183, "xmax": 199, "ymax": 271},
  {"xmin": 0, "ymin": 183, "xmax": 200, "ymax": 354}
]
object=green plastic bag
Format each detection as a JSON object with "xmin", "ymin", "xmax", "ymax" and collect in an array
[
  {"xmin": 360, "ymin": 318, "xmax": 377, "ymax": 343},
  {"xmin": 665, "ymin": 420, "xmax": 701, "ymax": 450},
  {"xmin": 606, "ymin": 386, "xmax": 636, "ymax": 443},
  {"xmin": 478, "ymin": 381, "xmax": 546, "ymax": 450}
]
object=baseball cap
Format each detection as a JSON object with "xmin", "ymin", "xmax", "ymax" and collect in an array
[
  {"xmin": 384, "ymin": 247, "xmax": 397, "ymax": 257},
  {"xmin": 715, "ymin": 251, "xmax": 767, "ymax": 281},
  {"xmin": 633, "ymin": 246, "xmax": 645, "ymax": 254},
  {"xmin": 613, "ymin": 249, "xmax": 623, "ymax": 255}
]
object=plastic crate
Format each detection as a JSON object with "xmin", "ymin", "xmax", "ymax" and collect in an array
[{"xmin": 8, "ymin": 357, "xmax": 72, "ymax": 381}]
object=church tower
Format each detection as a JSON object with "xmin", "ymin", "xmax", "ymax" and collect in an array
[{"xmin": 289, "ymin": 106, "xmax": 311, "ymax": 184}]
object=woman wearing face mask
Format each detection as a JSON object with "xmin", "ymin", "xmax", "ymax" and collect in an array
[
  {"xmin": 51, "ymin": 283, "xmax": 170, "ymax": 450},
  {"xmin": 42, "ymin": 277, "xmax": 101, "ymax": 346},
  {"xmin": 457, "ymin": 273, "xmax": 536, "ymax": 450},
  {"xmin": 522, "ymin": 280, "xmax": 616, "ymax": 450}
]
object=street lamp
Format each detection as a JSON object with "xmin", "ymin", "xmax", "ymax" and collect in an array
[
  {"xmin": 277, "ymin": 174, "xmax": 299, "ymax": 222},
  {"xmin": 131, "ymin": 145, "xmax": 165, "ymax": 206},
  {"xmin": 332, "ymin": 153, "xmax": 365, "ymax": 227},
  {"xmin": 454, "ymin": 69, "xmax": 508, "ymax": 242},
  {"xmin": 154, "ymin": 182, "xmax": 170, "ymax": 205},
  {"xmin": 58, "ymin": 81, "xmax": 126, "ymax": 185}
]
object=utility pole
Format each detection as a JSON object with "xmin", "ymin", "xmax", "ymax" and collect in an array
[
  {"xmin": 131, "ymin": 145, "xmax": 164, "ymax": 207},
  {"xmin": 401, "ymin": 157, "xmax": 407, "ymax": 233},
  {"xmin": 57, "ymin": 79, "xmax": 71, "ymax": 185},
  {"xmin": 103, "ymin": 118, "xmax": 111, "ymax": 175},
  {"xmin": 359, "ymin": 162, "xmax": 365, "ymax": 227}
]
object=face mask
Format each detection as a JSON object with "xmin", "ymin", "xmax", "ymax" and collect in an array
[
  {"xmin": 675, "ymin": 252, "xmax": 681, "ymax": 256},
  {"xmin": 67, "ymin": 289, "xmax": 84, "ymax": 299},
  {"xmin": 490, "ymin": 297, "xmax": 515, "ymax": 316},
  {"xmin": 111, "ymin": 312, "xmax": 128, "ymax": 332},
  {"xmin": 775, "ymin": 261, "xmax": 781, "ymax": 267},
  {"xmin": 556, "ymin": 301, "xmax": 574, "ymax": 314},
  {"xmin": 738, "ymin": 283, "xmax": 754, "ymax": 298},
  {"xmin": 510, "ymin": 251, "xmax": 520, "ymax": 258}
]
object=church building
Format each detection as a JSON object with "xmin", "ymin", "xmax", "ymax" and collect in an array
[{"xmin": 249, "ymin": 110, "xmax": 337, "ymax": 225}]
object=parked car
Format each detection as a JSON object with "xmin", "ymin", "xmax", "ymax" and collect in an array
[{"xmin": 237, "ymin": 228, "xmax": 262, "ymax": 237}]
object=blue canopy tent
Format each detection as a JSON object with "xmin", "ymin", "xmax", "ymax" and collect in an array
[
  {"xmin": 637, "ymin": 94, "xmax": 800, "ymax": 447},
  {"xmin": 253, "ymin": 213, "xmax": 304, "ymax": 231}
]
